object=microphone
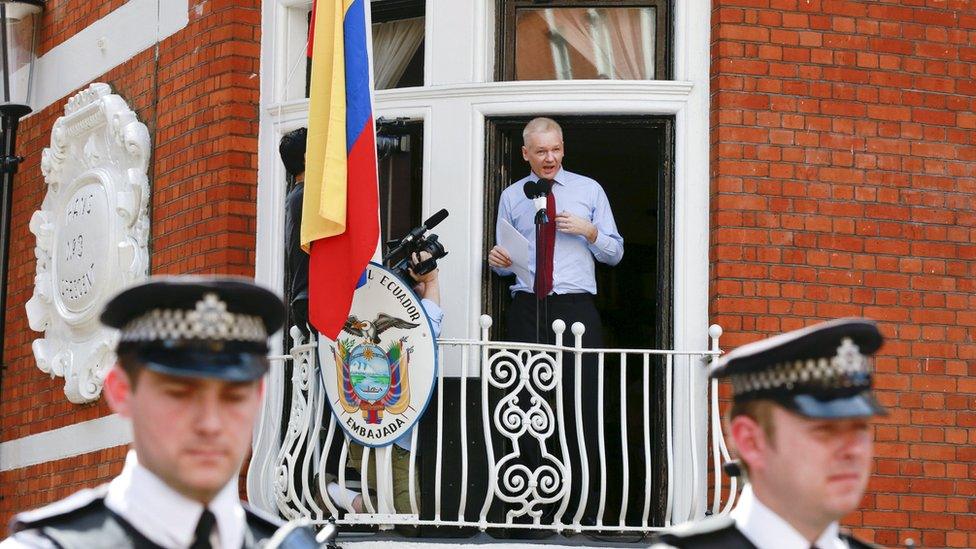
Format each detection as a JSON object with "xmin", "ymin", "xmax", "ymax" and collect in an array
[
  {"xmin": 382, "ymin": 209, "xmax": 449, "ymax": 275},
  {"xmin": 399, "ymin": 209, "xmax": 448, "ymax": 246},
  {"xmin": 423, "ymin": 208, "xmax": 449, "ymax": 230},
  {"xmin": 523, "ymin": 179, "xmax": 554, "ymax": 198},
  {"xmin": 524, "ymin": 179, "xmax": 552, "ymax": 222}
]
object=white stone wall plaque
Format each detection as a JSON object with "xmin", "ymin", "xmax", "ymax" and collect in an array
[{"xmin": 25, "ymin": 83, "xmax": 151, "ymax": 403}]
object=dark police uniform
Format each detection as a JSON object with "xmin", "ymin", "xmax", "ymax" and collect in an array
[
  {"xmin": 651, "ymin": 318, "xmax": 885, "ymax": 549},
  {"xmin": 5, "ymin": 486, "xmax": 279, "ymax": 549},
  {"xmin": 2, "ymin": 277, "xmax": 285, "ymax": 549},
  {"xmin": 651, "ymin": 515, "xmax": 879, "ymax": 549}
]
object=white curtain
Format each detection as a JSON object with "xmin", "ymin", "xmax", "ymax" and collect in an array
[
  {"xmin": 605, "ymin": 8, "xmax": 652, "ymax": 80},
  {"xmin": 372, "ymin": 17, "xmax": 425, "ymax": 90},
  {"xmin": 537, "ymin": 8, "xmax": 653, "ymax": 80}
]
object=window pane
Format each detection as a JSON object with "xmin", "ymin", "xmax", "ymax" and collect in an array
[
  {"xmin": 371, "ymin": 0, "xmax": 425, "ymax": 89},
  {"xmin": 304, "ymin": 2, "xmax": 425, "ymax": 97},
  {"xmin": 373, "ymin": 17, "xmax": 425, "ymax": 90},
  {"xmin": 515, "ymin": 7, "xmax": 657, "ymax": 81}
]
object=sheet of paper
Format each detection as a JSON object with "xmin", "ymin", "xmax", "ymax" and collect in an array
[{"xmin": 497, "ymin": 219, "xmax": 534, "ymax": 288}]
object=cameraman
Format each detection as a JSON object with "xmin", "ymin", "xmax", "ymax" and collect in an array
[
  {"xmin": 280, "ymin": 127, "xmax": 311, "ymax": 335},
  {"xmin": 405, "ymin": 251, "xmax": 441, "ymax": 312},
  {"xmin": 327, "ymin": 251, "xmax": 442, "ymax": 524}
]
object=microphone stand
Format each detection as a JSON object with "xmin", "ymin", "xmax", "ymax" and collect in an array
[
  {"xmin": 534, "ymin": 206, "xmax": 549, "ymax": 344},
  {"xmin": 525, "ymin": 179, "xmax": 553, "ymax": 344}
]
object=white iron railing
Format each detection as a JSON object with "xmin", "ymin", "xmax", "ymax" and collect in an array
[{"xmin": 250, "ymin": 316, "xmax": 736, "ymax": 536}]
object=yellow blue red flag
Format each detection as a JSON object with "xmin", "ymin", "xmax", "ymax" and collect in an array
[{"xmin": 302, "ymin": 0, "xmax": 379, "ymax": 339}]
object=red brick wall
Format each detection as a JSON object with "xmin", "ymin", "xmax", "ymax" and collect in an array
[
  {"xmin": 0, "ymin": 447, "xmax": 127, "ymax": 523},
  {"xmin": 711, "ymin": 1, "xmax": 975, "ymax": 547},
  {"xmin": 37, "ymin": 0, "xmax": 129, "ymax": 56},
  {"xmin": 1, "ymin": 0, "xmax": 261, "ymax": 527}
]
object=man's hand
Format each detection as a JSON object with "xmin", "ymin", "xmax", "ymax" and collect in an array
[
  {"xmin": 555, "ymin": 211, "xmax": 597, "ymax": 243},
  {"xmin": 408, "ymin": 251, "xmax": 438, "ymax": 283},
  {"xmin": 409, "ymin": 251, "xmax": 440, "ymax": 304},
  {"xmin": 488, "ymin": 245, "xmax": 512, "ymax": 268}
]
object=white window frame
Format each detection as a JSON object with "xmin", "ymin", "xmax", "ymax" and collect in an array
[{"xmin": 252, "ymin": 0, "xmax": 711, "ymax": 521}]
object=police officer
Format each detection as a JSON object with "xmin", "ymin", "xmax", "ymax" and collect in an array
[
  {"xmin": 652, "ymin": 318, "xmax": 884, "ymax": 549},
  {"xmin": 3, "ymin": 276, "xmax": 285, "ymax": 548}
]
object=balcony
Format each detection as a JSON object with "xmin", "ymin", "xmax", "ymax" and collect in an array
[{"xmin": 247, "ymin": 316, "xmax": 738, "ymax": 541}]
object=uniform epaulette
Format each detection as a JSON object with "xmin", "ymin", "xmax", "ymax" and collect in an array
[
  {"xmin": 651, "ymin": 515, "xmax": 757, "ymax": 549},
  {"xmin": 662, "ymin": 515, "xmax": 736, "ymax": 538},
  {"xmin": 9, "ymin": 485, "xmax": 109, "ymax": 533},
  {"xmin": 243, "ymin": 502, "xmax": 283, "ymax": 536}
]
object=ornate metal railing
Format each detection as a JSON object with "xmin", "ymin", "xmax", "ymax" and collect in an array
[{"xmin": 248, "ymin": 316, "xmax": 736, "ymax": 536}]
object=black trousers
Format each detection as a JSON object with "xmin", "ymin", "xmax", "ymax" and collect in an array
[
  {"xmin": 506, "ymin": 292, "xmax": 603, "ymax": 348},
  {"xmin": 505, "ymin": 292, "xmax": 602, "ymax": 522}
]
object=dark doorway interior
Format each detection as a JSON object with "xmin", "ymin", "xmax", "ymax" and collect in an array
[
  {"xmin": 483, "ymin": 116, "xmax": 673, "ymax": 351},
  {"xmin": 481, "ymin": 115, "xmax": 675, "ymax": 526},
  {"xmin": 377, "ymin": 119, "xmax": 424, "ymax": 247}
]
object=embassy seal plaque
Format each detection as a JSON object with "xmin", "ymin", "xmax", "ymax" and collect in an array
[
  {"xmin": 25, "ymin": 83, "xmax": 151, "ymax": 403},
  {"xmin": 318, "ymin": 262, "xmax": 438, "ymax": 447}
]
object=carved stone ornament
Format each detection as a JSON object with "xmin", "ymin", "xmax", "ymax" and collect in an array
[{"xmin": 25, "ymin": 83, "xmax": 151, "ymax": 403}]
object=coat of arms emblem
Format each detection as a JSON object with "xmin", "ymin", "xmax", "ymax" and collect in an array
[
  {"xmin": 334, "ymin": 314, "xmax": 419, "ymax": 424},
  {"xmin": 319, "ymin": 262, "xmax": 438, "ymax": 447}
]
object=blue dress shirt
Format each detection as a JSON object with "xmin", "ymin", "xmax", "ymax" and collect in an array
[
  {"xmin": 394, "ymin": 297, "xmax": 442, "ymax": 452},
  {"xmin": 493, "ymin": 168, "xmax": 624, "ymax": 295}
]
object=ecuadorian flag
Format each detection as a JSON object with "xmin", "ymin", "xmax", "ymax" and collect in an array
[{"xmin": 302, "ymin": 0, "xmax": 379, "ymax": 339}]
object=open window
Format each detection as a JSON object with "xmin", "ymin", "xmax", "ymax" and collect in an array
[
  {"xmin": 303, "ymin": 0, "xmax": 426, "ymax": 97},
  {"xmin": 371, "ymin": 0, "xmax": 425, "ymax": 89},
  {"xmin": 376, "ymin": 118, "xmax": 424, "ymax": 247}
]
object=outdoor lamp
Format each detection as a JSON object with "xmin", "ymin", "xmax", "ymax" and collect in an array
[
  {"xmin": 0, "ymin": 0, "xmax": 43, "ymax": 162},
  {"xmin": 0, "ymin": 0, "xmax": 42, "ymax": 367}
]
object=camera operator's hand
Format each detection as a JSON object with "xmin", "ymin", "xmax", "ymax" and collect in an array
[
  {"xmin": 409, "ymin": 251, "xmax": 438, "ymax": 283},
  {"xmin": 488, "ymin": 245, "xmax": 512, "ymax": 268},
  {"xmin": 409, "ymin": 252, "xmax": 440, "ymax": 304}
]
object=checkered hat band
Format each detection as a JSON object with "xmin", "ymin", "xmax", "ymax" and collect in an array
[
  {"xmin": 119, "ymin": 293, "xmax": 268, "ymax": 344},
  {"xmin": 728, "ymin": 337, "xmax": 870, "ymax": 396}
]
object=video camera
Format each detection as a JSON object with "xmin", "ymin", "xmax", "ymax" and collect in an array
[
  {"xmin": 376, "ymin": 117, "xmax": 410, "ymax": 160},
  {"xmin": 383, "ymin": 209, "xmax": 449, "ymax": 283}
]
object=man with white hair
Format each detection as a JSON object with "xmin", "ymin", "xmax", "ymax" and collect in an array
[
  {"xmin": 488, "ymin": 117, "xmax": 623, "ymax": 527},
  {"xmin": 489, "ymin": 116, "xmax": 623, "ymax": 348}
]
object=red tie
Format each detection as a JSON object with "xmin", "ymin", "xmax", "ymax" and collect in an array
[{"xmin": 535, "ymin": 191, "xmax": 556, "ymax": 299}]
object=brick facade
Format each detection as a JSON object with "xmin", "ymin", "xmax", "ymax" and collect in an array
[
  {"xmin": 1, "ymin": 0, "xmax": 971, "ymax": 545},
  {"xmin": 711, "ymin": 1, "xmax": 975, "ymax": 547},
  {"xmin": 0, "ymin": 0, "xmax": 261, "ymax": 527},
  {"xmin": 36, "ymin": 0, "xmax": 129, "ymax": 57},
  {"xmin": 0, "ymin": 447, "xmax": 127, "ymax": 521}
]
